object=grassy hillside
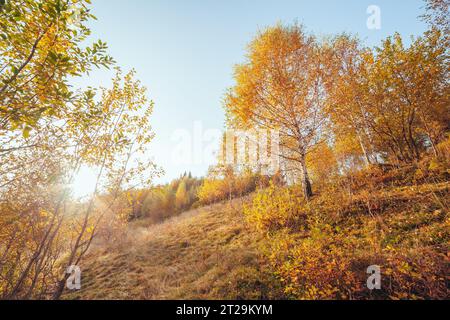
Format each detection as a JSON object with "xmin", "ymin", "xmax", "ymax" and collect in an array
[
  {"xmin": 245, "ymin": 164, "xmax": 449, "ymax": 300},
  {"xmin": 64, "ymin": 198, "xmax": 283, "ymax": 300},
  {"xmin": 64, "ymin": 164, "xmax": 449, "ymax": 300}
]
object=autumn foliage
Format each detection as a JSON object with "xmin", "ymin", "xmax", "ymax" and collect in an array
[
  {"xmin": 245, "ymin": 161, "xmax": 449, "ymax": 299},
  {"xmin": 0, "ymin": 0, "xmax": 158, "ymax": 299},
  {"xmin": 228, "ymin": 1, "xmax": 449, "ymax": 300},
  {"xmin": 0, "ymin": 0, "xmax": 449, "ymax": 301}
]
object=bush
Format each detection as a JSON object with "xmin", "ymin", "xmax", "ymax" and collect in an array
[
  {"xmin": 245, "ymin": 168, "xmax": 449, "ymax": 300},
  {"xmin": 244, "ymin": 184, "xmax": 306, "ymax": 233},
  {"xmin": 268, "ymin": 227, "xmax": 362, "ymax": 300}
]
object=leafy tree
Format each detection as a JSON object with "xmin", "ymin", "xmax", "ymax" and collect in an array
[
  {"xmin": 175, "ymin": 180, "xmax": 189, "ymax": 211},
  {"xmin": 0, "ymin": 0, "xmax": 114, "ymax": 134},
  {"xmin": 0, "ymin": 67, "xmax": 158, "ymax": 300},
  {"xmin": 0, "ymin": 0, "xmax": 158, "ymax": 299},
  {"xmin": 326, "ymin": 35, "xmax": 377, "ymax": 166},
  {"xmin": 224, "ymin": 24, "xmax": 331, "ymax": 200},
  {"xmin": 328, "ymin": 31, "xmax": 449, "ymax": 164},
  {"xmin": 422, "ymin": 0, "xmax": 449, "ymax": 36}
]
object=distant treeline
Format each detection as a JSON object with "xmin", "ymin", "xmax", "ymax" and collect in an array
[{"xmin": 127, "ymin": 168, "xmax": 284, "ymax": 224}]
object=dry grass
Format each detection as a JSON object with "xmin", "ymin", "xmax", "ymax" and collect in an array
[
  {"xmin": 63, "ymin": 165, "xmax": 449, "ymax": 300},
  {"xmin": 63, "ymin": 197, "xmax": 283, "ymax": 300}
]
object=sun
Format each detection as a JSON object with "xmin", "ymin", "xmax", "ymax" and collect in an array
[{"xmin": 70, "ymin": 166, "xmax": 98, "ymax": 199}]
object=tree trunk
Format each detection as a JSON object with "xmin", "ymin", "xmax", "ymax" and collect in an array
[
  {"xmin": 357, "ymin": 133, "xmax": 372, "ymax": 166},
  {"xmin": 299, "ymin": 156, "xmax": 313, "ymax": 201},
  {"xmin": 52, "ymin": 278, "xmax": 67, "ymax": 300}
]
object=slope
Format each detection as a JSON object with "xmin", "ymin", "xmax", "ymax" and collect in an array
[{"xmin": 64, "ymin": 198, "xmax": 283, "ymax": 300}]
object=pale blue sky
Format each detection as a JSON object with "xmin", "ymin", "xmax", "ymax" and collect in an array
[{"xmin": 78, "ymin": 0, "xmax": 428, "ymax": 185}]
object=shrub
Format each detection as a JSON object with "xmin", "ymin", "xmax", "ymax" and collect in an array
[
  {"xmin": 269, "ymin": 227, "xmax": 363, "ymax": 300},
  {"xmin": 245, "ymin": 168, "xmax": 449, "ymax": 300},
  {"xmin": 244, "ymin": 184, "xmax": 306, "ymax": 233}
]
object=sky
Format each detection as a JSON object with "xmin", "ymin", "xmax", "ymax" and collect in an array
[{"xmin": 71, "ymin": 0, "xmax": 429, "ymax": 194}]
